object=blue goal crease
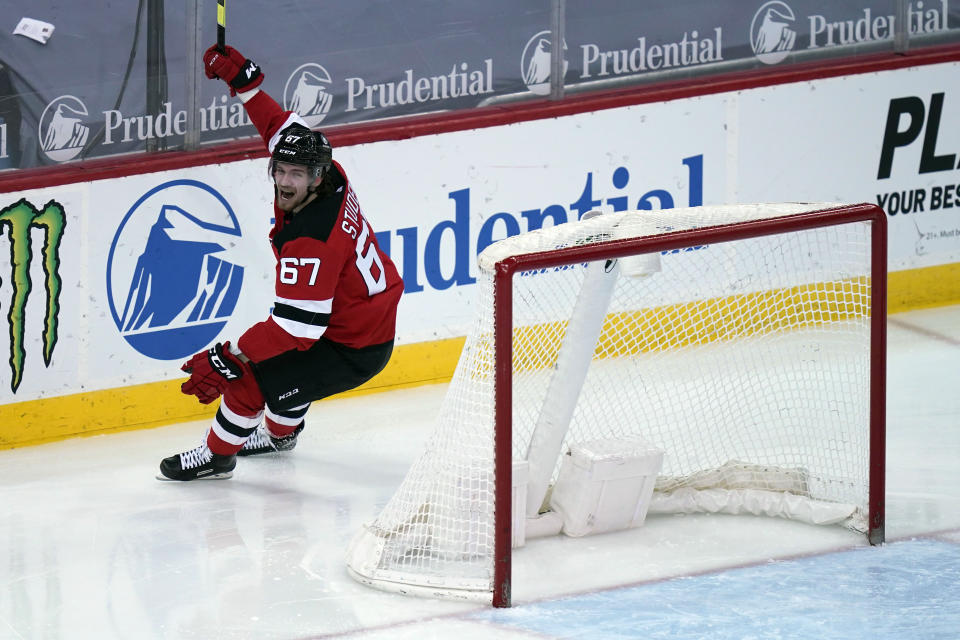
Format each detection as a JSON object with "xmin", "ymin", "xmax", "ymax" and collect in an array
[{"xmin": 471, "ymin": 539, "xmax": 960, "ymax": 639}]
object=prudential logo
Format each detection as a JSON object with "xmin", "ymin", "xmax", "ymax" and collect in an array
[
  {"xmin": 39, "ymin": 95, "xmax": 90, "ymax": 162},
  {"xmin": 107, "ymin": 180, "xmax": 244, "ymax": 360},
  {"xmin": 750, "ymin": 1, "xmax": 797, "ymax": 65},
  {"xmin": 521, "ymin": 30, "xmax": 568, "ymax": 95},
  {"xmin": 284, "ymin": 63, "xmax": 334, "ymax": 127}
]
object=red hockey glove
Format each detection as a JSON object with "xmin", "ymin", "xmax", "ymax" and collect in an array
[
  {"xmin": 203, "ymin": 45, "xmax": 263, "ymax": 96},
  {"xmin": 181, "ymin": 341, "xmax": 252, "ymax": 404}
]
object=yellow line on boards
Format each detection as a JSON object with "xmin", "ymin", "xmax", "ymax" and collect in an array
[
  {"xmin": 1, "ymin": 262, "xmax": 958, "ymax": 450},
  {"xmin": 0, "ymin": 337, "xmax": 464, "ymax": 449}
]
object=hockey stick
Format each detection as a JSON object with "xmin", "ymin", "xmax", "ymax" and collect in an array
[{"xmin": 216, "ymin": 0, "xmax": 226, "ymax": 52}]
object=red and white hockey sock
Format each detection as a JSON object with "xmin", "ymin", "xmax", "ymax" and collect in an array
[
  {"xmin": 264, "ymin": 403, "xmax": 310, "ymax": 438},
  {"xmin": 206, "ymin": 399, "xmax": 265, "ymax": 456}
]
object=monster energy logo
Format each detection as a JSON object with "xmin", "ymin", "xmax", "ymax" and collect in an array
[{"xmin": 0, "ymin": 198, "xmax": 66, "ymax": 393}]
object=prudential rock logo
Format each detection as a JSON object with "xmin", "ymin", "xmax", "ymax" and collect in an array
[
  {"xmin": 521, "ymin": 30, "xmax": 568, "ymax": 95},
  {"xmin": 750, "ymin": 1, "xmax": 797, "ymax": 65},
  {"xmin": 284, "ymin": 63, "xmax": 334, "ymax": 127},
  {"xmin": 39, "ymin": 95, "xmax": 90, "ymax": 162},
  {"xmin": 107, "ymin": 180, "xmax": 244, "ymax": 360}
]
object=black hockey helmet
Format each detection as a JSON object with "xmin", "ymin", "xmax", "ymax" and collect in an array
[{"xmin": 270, "ymin": 124, "xmax": 332, "ymax": 180}]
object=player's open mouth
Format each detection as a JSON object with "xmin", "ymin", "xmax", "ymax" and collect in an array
[{"xmin": 279, "ymin": 189, "xmax": 296, "ymax": 201}]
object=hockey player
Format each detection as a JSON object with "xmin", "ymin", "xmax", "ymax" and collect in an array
[{"xmin": 158, "ymin": 45, "xmax": 403, "ymax": 481}]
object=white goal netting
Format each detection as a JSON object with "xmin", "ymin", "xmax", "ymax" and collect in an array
[{"xmin": 346, "ymin": 203, "xmax": 882, "ymax": 602}]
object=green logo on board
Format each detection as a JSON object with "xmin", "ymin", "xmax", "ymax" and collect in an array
[{"xmin": 0, "ymin": 198, "xmax": 66, "ymax": 393}]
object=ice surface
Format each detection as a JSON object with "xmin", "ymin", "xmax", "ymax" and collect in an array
[{"xmin": 1, "ymin": 306, "xmax": 958, "ymax": 639}]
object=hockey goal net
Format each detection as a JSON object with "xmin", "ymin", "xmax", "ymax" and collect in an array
[{"xmin": 346, "ymin": 203, "xmax": 887, "ymax": 606}]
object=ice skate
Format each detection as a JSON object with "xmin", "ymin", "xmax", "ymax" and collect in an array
[
  {"xmin": 237, "ymin": 424, "xmax": 303, "ymax": 457},
  {"xmin": 157, "ymin": 443, "xmax": 236, "ymax": 481}
]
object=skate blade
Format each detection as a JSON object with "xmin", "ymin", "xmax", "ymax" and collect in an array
[
  {"xmin": 236, "ymin": 449, "xmax": 276, "ymax": 457},
  {"xmin": 155, "ymin": 470, "xmax": 234, "ymax": 481}
]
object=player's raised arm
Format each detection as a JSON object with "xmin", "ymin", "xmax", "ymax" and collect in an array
[{"xmin": 202, "ymin": 44, "xmax": 307, "ymax": 149}]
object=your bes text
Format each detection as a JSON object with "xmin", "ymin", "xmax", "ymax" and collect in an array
[{"xmin": 876, "ymin": 92, "xmax": 959, "ymax": 216}]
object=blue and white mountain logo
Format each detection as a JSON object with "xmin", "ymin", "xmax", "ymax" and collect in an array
[
  {"xmin": 39, "ymin": 95, "xmax": 90, "ymax": 162},
  {"xmin": 284, "ymin": 63, "xmax": 334, "ymax": 128},
  {"xmin": 107, "ymin": 180, "xmax": 244, "ymax": 360}
]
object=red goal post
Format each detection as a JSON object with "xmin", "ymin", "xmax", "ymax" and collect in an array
[{"xmin": 347, "ymin": 202, "xmax": 887, "ymax": 608}]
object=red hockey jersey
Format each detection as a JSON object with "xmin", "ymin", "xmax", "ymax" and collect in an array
[{"xmin": 236, "ymin": 90, "xmax": 403, "ymax": 363}]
